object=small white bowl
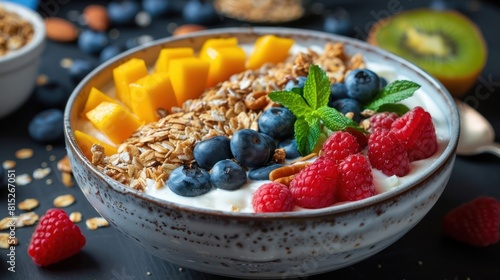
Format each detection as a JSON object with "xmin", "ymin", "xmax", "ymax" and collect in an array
[{"xmin": 0, "ymin": 2, "xmax": 45, "ymax": 118}]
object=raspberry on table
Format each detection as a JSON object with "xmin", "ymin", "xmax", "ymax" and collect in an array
[
  {"xmin": 28, "ymin": 208, "xmax": 86, "ymax": 266},
  {"xmin": 368, "ymin": 111, "xmax": 399, "ymax": 133},
  {"xmin": 337, "ymin": 154, "xmax": 376, "ymax": 202},
  {"xmin": 320, "ymin": 131, "xmax": 361, "ymax": 162},
  {"xmin": 391, "ymin": 106, "xmax": 438, "ymax": 161},
  {"xmin": 368, "ymin": 130, "xmax": 410, "ymax": 177},
  {"xmin": 289, "ymin": 156, "xmax": 339, "ymax": 209},
  {"xmin": 442, "ymin": 196, "xmax": 500, "ymax": 247},
  {"xmin": 252, "ymin": 182, "xmax": 295, "ymax": 213}
]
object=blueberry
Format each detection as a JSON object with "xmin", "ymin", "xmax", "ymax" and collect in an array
[
  {"xmin": 125, "ymin": 35, "xmax": 155, "ymax": 50},
  {"xmin": 193, "ymin": 136, "xmax": 233, "ymax": 170},
  {"xmin": 99, "ymin": 44, "xmax": 125, "ymax": 63},
  {"xmin": 28, "ymin": 109, "xmax": 64, "ymax": 143},
  {"xmin": 143, "ymin": 0, "xmax": 173, "ymax": 17},
  {"xmin": 284, "ymin": 76, "xmax": 307, "ymax": 93},
  {"xmin": 108, "ymin": 0, "xmax": 140, "ymax": 25},
  {"xmin": 258, "ymin": 107, "xmax": 296, "ymax": 140},
  {"xmin": 248, "ymin": 163, "xmax": 284, "ymax": 181},
  {"xmin": 69, "ymin": 59, "xmax": 96, "ymax": 84},
  {"xmin": 379, "ymin": 77, "xmax": 388, "ymax": 89},
  {"xmin": 329, "ymin": 98, "xmax": 362, "ymax": 123},
  {"xmin": 35, "ymin": 81, "xmax": 70, "ymax": 109},
  {"xmin": 167, "ymin": 164, "xmax": 212, "ymax": 197},
  {"xmin": 78, "ymin": 29, "xmax": 109, "ymax": 55},
  {"xmin": 182, "ymin": 0, "xmax": 218, "ymax": 25},
  {"xmin": 230, "ymin": 129, "xmax": 272, "ymax": 168},
  {"xmin": 429, "ymin": 0, "xmax": 457, "ymax": 10},
  {"xmin": 210, "ymin": 160, "xmax": 247, "ymax": 191},
  {"xmin": 323, "ymin": 12, "xmax": 351, "ymax": 36},
  {"xmin": 329, "ymin": 82, "xmax": 348, "ymax": 103},
  {"xmin": 261, "ymin": 133, "xmax": 277, "ymax": 162},
  {"xmin": 345, "ymin": 69, "xmax": 380, "ymax": 103},
  {"xmin": 278, "ymin": 138, "xmax": 301, "ymax": 159}
]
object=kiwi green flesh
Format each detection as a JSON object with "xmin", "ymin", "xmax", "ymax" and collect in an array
[{"xmin": 373, "ymin": 9, "xmax": 486, "ymax": 79}]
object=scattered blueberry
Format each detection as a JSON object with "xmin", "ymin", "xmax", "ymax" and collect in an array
[
  {"xmin": 143, "ymin": 0, "xmax": 173, "ymax": 17},
  {"xmin": 258, "ymin": 107, "xmax": 296, "ymax": 140},
  {"xmin": 210, "ymin": 160, "xmax": 247, "ymax": 191},
  {"xmin": 99, "ymin": 44, "xmax": 125, "ymax": 63},
  {"xmin": 35, "ymin": 81, "xmax": 70, "ymax": 109},
  {"xmin": 69, "ymin": 59, "xmax": 96, "ymax": 84},
  {"xmin": 193, "ymin": 136, "xmax": 233, "ymax": 170},
  {"xmin": 6, "ymin": 0, "xmax": 38, "ymax": 10},
  {"xmin": 329, "ymin": 98, "xmax": 362, "ymax": 123},
  {"xmin": 345, "ymin": 69, "xmax": 380, "ymax": 103},
  {"xmin": 182, "ymin": 0, "xmax": 218, "ymax": 25},
  {"xmin": 28, "ymin": 109, "xmax": 64, "ymax": 143},
  {"xmin": 167, "ymin": 164, "xmax": 212, "ymax": 197},
  {"xmin": 230, "ymin": 129, "xmax": 272, "ymax": 168},
  {"xmin": 329, "ymin": 82, "xmax": 349, "ymax": 103},
  {"xmin": 248, "ymin": 163, "xmax": 284, "ymax": 181},
  {"xmin": 379, "ymin": 77, "xmax": 388, "ymax": 89},
  {"xmin": 323, "ymin": 11, "xmax": 351, "ymax": 36},
  {"xmin": 78, "ymin": 29, "xmax": 109, "ymax": 55},
  {"xmin": 284, "ymin": 76, "xmax": 307, "ymax": 94},
  {"xmin": 429, "ymin": 0, "xmax": 457, "ymax": 10},
  {"xmin": 125, "ymin": 35, "xmax": 155, "ymax": 50},
  {"xmin": 108, "ymin": 0, "xmax": 141, "ymax": 25},
  {"xmin": 278, "ymin": 138, "xmax": 301, "ymax": 159}
]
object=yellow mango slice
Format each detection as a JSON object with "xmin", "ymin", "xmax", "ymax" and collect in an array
[
  {"xmin": 198, "ymin": 37, "xmax": 238, "ymax": 61},
  {"xmin": 82, "ymin": 87, "xmax": 117, "ymax": 115},
  {"xmin": 113, "ymin": 58, "xmax": 148, "ymax": 108},
  {"xmin": 202, "ymin": 46, "xmax": 246, "ymax": 87},
  {"xmin": 246, "ymin": 35, "xmax": 294, "ymax": 70},
  {"xmin": 129, "ymin": 72, "xmax": 177, "ymax": 123},
  {"xmin": 86, "ymin": 101, "xmax": 143, "ymax": 144},
  {"xmin": 169, "ymin": 57, "xmax": 210, "ymax": 106},
  {"xmin": 74, "ymin": 130, "xmax": 117, "ymax": 160},
  {"xmin": 154, "ymin": 47, "xmax": 194, "ymax": 73}
]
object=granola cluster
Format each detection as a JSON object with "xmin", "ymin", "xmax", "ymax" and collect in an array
[
  {"xmin": 92, "ymin": 42, "xmax": 365, "ymax": 192},
  {"xmin": 0, "ymin": 6, "xmax": 34, "ymax": 56}
]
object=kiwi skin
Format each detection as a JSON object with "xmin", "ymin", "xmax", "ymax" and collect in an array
[{"xmin": 367, "ymin": 9, "xmax": 487, "ymax": 97}]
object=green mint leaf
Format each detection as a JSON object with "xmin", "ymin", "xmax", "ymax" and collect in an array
[
  {"xmin": 316, "ymin": 106, "xmax": 359, "ymax": 131},
  {"xmin": 303, "ymin": 65, "xmax": 331, "ymax": 110},
  {"xmin": 377, "ymin": 103, "xmax": 410, "ymax": 115},
  {"xmin": 294, "ymin": 117, "xmax": 320, "ymax": 155},
  {"xmin": 364, "ymin": 80, "xmax": 420, "ymax": 111},
  {"xmin": 268, "ymin": 91, "xmax": 312, "ymax": 117}
]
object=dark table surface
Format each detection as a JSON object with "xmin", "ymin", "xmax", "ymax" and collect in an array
[{"xmin": 1, "ymin": 0, "xmax": 500, "ymax": 279}]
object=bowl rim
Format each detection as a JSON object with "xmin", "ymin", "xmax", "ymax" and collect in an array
[
  {"xmin": 0, "ymin": 2, "xmax": 46, "ymax": 64},
  {"xmin": 64, "ymin": 26, "xmax": 459, "ymax": 219}
]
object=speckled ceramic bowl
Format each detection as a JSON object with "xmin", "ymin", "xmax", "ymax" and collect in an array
[{"xmin": 64, "ymin": 27, "xmax": 459, "ymax": 279}]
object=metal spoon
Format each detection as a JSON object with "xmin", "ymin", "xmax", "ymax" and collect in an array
[{"xmin": 455, "ymin": 99, "xmax": 500, "ymax": 157}]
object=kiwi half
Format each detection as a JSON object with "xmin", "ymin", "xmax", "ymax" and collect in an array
[{"xmin": 367, "ymin": 9, "xmax": 487, "ymax": 97}]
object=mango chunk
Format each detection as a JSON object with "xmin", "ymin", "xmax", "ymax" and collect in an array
[
  {"xmin": 246, "ymin": 35, "xmax": 294, "ymax": 70},
  {"xmin": 169, "ymin": 57, "xmax": 210, "ymax": 106},
  {"xmin": 82, "ymin": 87, "xmax": 117, "ymax": 115},
  {"xmin": 154, "ymin": 47, "xmax": 194, "ymax": 73},
  {"xmin": 129, "ymin": 72, "xmax": 177, "ymax": 123},
  {"xmin": 86, "ymin": 101, "xmax": 143, "ymax": 144},
  {"xmin": 74, "ymin": 130, "xmax": 117, "ymax": 160},
  {"xmin": 113, "ymin": 58, "xmax": 148, "ymax": 108},
  {"xmin": 199, "ymin": 37, "xmax": 238, "ymax": 61},
  {"xmin": 202, "ymin": 46, "xmax": 246, "ymax": 87}
]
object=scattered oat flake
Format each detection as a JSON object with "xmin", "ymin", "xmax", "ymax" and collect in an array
[
  {"xmin": 33, "ymin": 167, "xmax": 51, "ymax": 180},
  {"xmin": 69, "ymin": 212, "xmax": 82, "ymax": 223},
  {"xmin": 15, "ymin": 148, "xmax": 33, "ymax": 159},
  {"xmin": 36, "ymin": 74, "xmax": 49, "ymax": 86},
  {"xmin": 60, "ymin": 57, "xmax": 73, "ymax": 68},
  {"xmin": 46, "ymin": 144, "xmax": 53, "ymax": 151},
  {"xmin": 53, "ymin": 194, "xmax": 75, "ymax": 207},
  {"xmin": 17, "ymin": 174, "xmax": 32, "ymax": 185},
  {"xmin": 49, "ymin": 155, "xmax": 56, "ymax": 161},
  {"xmin": 57, "ymin": 155, "xmax": 72, "ymax": 173},
  {"xmin": 146, "ymin": 272, "xmax": 152, "ymax": 276},
  {"xmin": 18, "ymin": 198, "xmax": 39, "ymax": 211},
  {"xmin": 46, "ymin": 178, "xmax": 53, "ymax": 185},
  {"xmin": 62, "ymin": 172, "xmax": 74, "ymax": 187},
  {"xmin": 2, "ymin": 160, "xmax": 16, "ymax": 169},
  {"xmin": 86, "ymin": 217, "xmax": 109, "ymax": 230},
  {"xmin": 0, "ymin": 212, "xmax": 40, "ymax": 230},
  {"xmin": 0, "ymin": 233, "xmax": 18, "ymax": 249}
]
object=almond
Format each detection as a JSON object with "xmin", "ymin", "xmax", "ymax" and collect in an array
[
  {"xmin": 44, "ymin": 17, "xmax": 78, "ymax": 42},
  {"xmin": 83, "ymin": 5, "xmax": 109, "ymax": 32},
  {"xmin": 173, "ymin": 24, "xmax": 207, "ymax": 36}
]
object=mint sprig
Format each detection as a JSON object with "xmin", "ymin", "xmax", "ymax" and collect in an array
[{"xmin": 364, "ymin": 80, "xmax": 420, "ymax": 112}]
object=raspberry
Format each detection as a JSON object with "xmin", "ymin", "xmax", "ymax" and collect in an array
[
  {"xmin": 345, "ymin": 127, "xmax": 368, "ymax": 150},
  {"xmin": 337, "ymin": 154, "xmax": 376, "ymax": 202},
  {"xmin": 28, "ymin": 208, "xmax": 86, "ymax": 266},
  {"xmin": 289, "ymin": 156, "xmax": 339, "ymax": 209},
  {"xmin": 368, "ymin": 130, "xmax": 410, "ymax": 177},
  {"xmin": 252, "ymin": 182, "xmax": 295, "ymax": 213},
  {"xmin": 442, "ymin": 196, "xmax": 500, "ymax": 247},
  {"xmin": 391, "ymin": 106, "xmax": 438, "ymax": 161},
  {"xmin": 320, "ymin": 131, "xmax": 361, "ymax": 162},
  {"xmin": 369, "ymin": 111, "xmax": 399, "ymax": 132}
]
